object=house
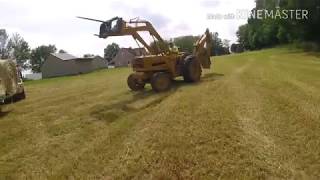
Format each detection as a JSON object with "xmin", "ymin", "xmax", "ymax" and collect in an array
[
  {"xmin": 91, "ymin": 56, "xmax": 107, "ymax": 69},
  {"xmin": 41, "ymin": 53, "xmax": 107, "ymax": 78},
  {"xmin": 110, "ymin": 48, "xmax": 147, "ymax": 67}
]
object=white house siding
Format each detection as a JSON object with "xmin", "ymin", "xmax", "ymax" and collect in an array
[{"xmin": 25, "ymin": 73, "xmax": 42, "ymax": 80}]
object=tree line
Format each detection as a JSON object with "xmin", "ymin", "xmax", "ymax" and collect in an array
[
  {"xmin": 0, "ymin": 29, "xmax": 66, "ymax": 73},
  {"xmin": 237, "ymin": 0, "xmax": 320, "ymax": 50},
  {"xmin": 104, "ymin": 32, "xmax": 231, "ymax": 61},
  {"xmin": 173, "ymin": 32, "xmax": 230, "ymax": 56}
]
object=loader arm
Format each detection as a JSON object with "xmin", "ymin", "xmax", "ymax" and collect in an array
[
  {"xmin": 77, "ymin": 16, "xmax": 168, "ymax": 55},
  {"xmin": 193, "ymin": 29, "xmax": 212, "ymax": 69},
  {"xmin": 112, "ymin": 20, "xmax": 168, "ymax": 55}
]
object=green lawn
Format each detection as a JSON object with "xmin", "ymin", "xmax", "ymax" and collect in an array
[{"xmin": 1, "ymin": 47, "xmax": 320, "ymax": 179}]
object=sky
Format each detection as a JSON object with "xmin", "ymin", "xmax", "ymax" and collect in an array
[{"xmin": 0, "ymin": 0, "xmax": 255, "ymax": 57}]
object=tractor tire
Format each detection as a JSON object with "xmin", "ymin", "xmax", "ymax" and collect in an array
[
  {"xmin": 182, "ymin": 56, "xmax": 202, "ymax": 82},
  {"xmin": 151, "ymin": 72, "xmax": 172, "ymax": 92},
  {"xmin": 127, "ymin": 74, "xmax": 145, "ymax": 91}
]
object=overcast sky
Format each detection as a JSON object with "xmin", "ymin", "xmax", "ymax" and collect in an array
[{"xmin": 0, "ymin": 0, "xmax": 255, "ymax": 57}]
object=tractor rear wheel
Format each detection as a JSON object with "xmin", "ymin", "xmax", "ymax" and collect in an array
[
  {"xmin": 151, "ymin": 72, "xmax": 172, "ymax": 92},
  {"xmin": 127, "ymin": 74, "xmax": 145, "ymax": 91},
  {"xmin": 182, "ymin": 56, "xmax": 202, "ymax": 82}
]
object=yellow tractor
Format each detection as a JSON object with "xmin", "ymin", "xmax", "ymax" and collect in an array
[{"xmin": 78, "ymin": 17, "xmax": 212, "ymax": 92}]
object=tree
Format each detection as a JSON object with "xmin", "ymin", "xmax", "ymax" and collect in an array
[
  {"xmin": 237, "ymin": 0, "xmax": 320, "ymax": 50},
  {"xmin": 237, "ymin": 24, "xmax": 250, "ymax": 50},
  {"xmin": 83, "ymin": 54, "xmax": 94, "ymax": 58},
  {"xmin": 30, "ymin": 45, "xmax": 57, "ymax": 73},
  {"xmin": 149, "ymin": 40, "xmax": 169, "ymax": 54},
  {"xmin": 173, "ymin": 35, "xmax": 198, "ymax": 53},
  {"xmin": 7, "ymin": 33, "xmax": 31, "ymax": 68},
  {"xmin": 277, "ymin": 25, "xmax": 289, "ymax": 43},
  {"xmin": 0, "ymin": 29, "xmax": 9, "ymax": 59},
  {"xmin": 211, "ymin": 32, "xmax": 230, "ymax": 56},
  {"xmin": 170, "ymin": 32, "xmax": 229, "ymax": 56},
  {"xmin": 58, "ymin": 49, "xmax": 67, "ymax": 53},
  {"xmin": 0, "ymin": 31, "xmax": 31, "ymax": 67},
  {"xmin": 104, "ymin": 43, "xmax": 120, "ymax": 62}
]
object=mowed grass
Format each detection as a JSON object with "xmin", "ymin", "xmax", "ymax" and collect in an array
[{"xmin": 1, "ymin": 47, "xmax": 320, "ymax": 179}]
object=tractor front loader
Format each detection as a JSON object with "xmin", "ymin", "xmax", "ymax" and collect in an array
[{"xmin": 78, "ymin": 16, "xmax": 213, "ymax": 92}]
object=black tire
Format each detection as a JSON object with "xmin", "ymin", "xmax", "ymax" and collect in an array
[
  {"xmin": 127, "ymin": 74, "xmax": 145, "ymax": 91},
  {"xmin": 182, "ymin": 56, "xmax": 202, "ymax": 82},
  {"xmin": 19, "ymin": 90, "xmax": 26, "ymax": 100},
  {"xmin": 181, "ymin": 52, "xmax": 191, "ymax": 62},
  {"xmin": 151, "ymin": 72, "xmax": 172, "ymax": 92},
  {"xmin": 10, "ymin": 90, "xmax": 26, "ymax": 103}
]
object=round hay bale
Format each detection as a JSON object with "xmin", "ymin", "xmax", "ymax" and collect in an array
[{"xmin": 0, "ymin": 60, "xmax": 18, "ymax": 97}]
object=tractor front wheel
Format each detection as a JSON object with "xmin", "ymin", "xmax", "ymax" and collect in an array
[
  {"xmin": 151, "ymin": 72, "xmax": 172, "ymax": 92},
  {"xmin": 127, "ymin": 74, "xmax": 145, "ymax": 91}
]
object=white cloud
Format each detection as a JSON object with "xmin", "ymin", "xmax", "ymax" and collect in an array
[{"xmin": 0, "ymin": 0, "xmax": 255, "ymax": 57}]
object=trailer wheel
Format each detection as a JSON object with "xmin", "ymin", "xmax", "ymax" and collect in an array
[
  {"xmin": 127, "ymin": 74, "xmax": 145, "ymax": 91},
  {"xmin": 182, "ymin": 56, "xmax": 202, "ymax": 82},
  {"xmin": 19, "ymin": 90, "xmax": 26, "ymax": 100},
  {"xmin": 151, "ymin": 72, "xmax": 172, "ymax": 92},
  {"xmin": 10, "ymin": 90, "xmax": 26, "ymax": 102}
]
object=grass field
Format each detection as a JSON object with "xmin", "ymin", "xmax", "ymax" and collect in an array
[{"xmin": 1, "ymin": 47, "xmax": 320, "ymax": 179}]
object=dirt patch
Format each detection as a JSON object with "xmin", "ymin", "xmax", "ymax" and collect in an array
[
  {"xmin": 125, "ymin": 94, "xmax": 170, "ymax": 111},
  {"xmin": 90, "ymin": 91, "xmax": 171, "ymax": 122},
  {"xmin": 0, "ymin": 110, "xmax": 11, "ymax": 118},
  {"xmin": 201, "ymin": 73, "xmax": 224, "ymax": 82},
  {"xmin": 91, "ymin": 109, "xmax": 124, "ymax": 123}
]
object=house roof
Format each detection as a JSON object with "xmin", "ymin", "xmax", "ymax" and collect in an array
[
  {"xmin": 51, "ymin": 53, "xmax": 78, "ymax": 61},
  {"xmin": 50, "ymin": 53, "xmax": 105, "ymax": 62},
  {"xmin": 109, "ymin": 48, "xmax": 147, "ymax": 65},
  {"xmin": 123, "ymin": 48, "xmax": 146, "ymax": 56},
  {"xmin": 115, "ymin": 48, "xmax": 147, "ymax": 57},
  {"xmin": 94, "ymin": 55, "xmax": 104, "ymax": 60},
  {"xmin": 132, "ymin": 48, "xmax": 147, "ymax": 56}
]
